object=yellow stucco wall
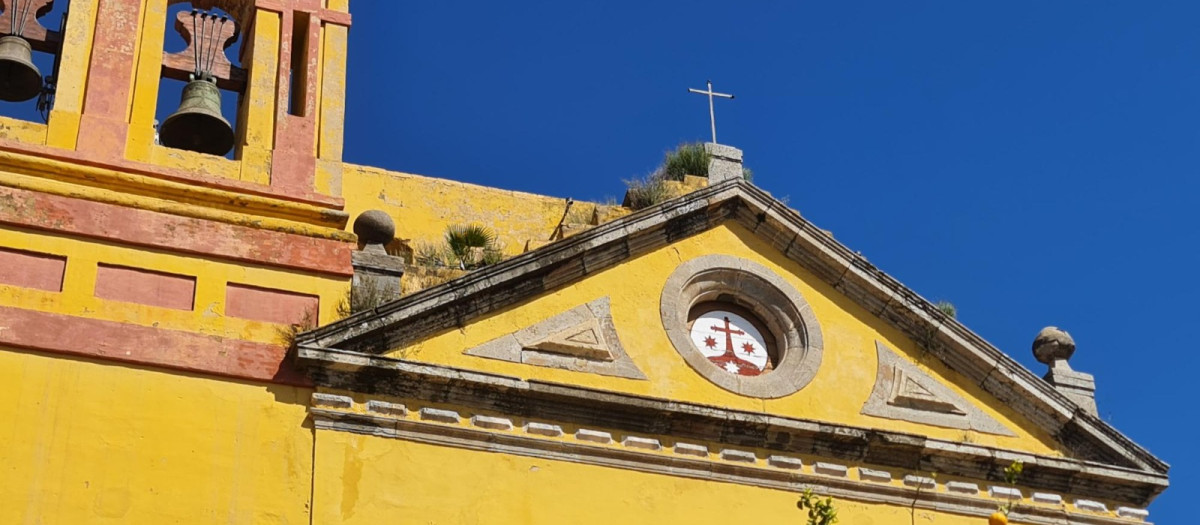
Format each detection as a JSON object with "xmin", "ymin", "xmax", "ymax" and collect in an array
[
  {"xmin": 340, "ymin": 164, "xmax": 578, "ymax": 255},
  {"xmin": 384, "ymin": 221, "xmax": 1063, "ymax": 456},
  {"xmin": 313, "ymin": 431, "xmax": 970, "ymax": 525},
  {"xmin": 0, "ymin": 349, "xmax": 315, "ymax": 524}
]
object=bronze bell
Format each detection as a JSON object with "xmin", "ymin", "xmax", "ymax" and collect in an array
[
  {"xmin": 0, "ymin": 35, "xmax": 43, "ymax": 102},
  {"xmin": 159, "ymin": 78, "xmax": 235, "ymax": 156}
]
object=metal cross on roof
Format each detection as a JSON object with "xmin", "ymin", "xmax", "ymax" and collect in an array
[{"xmin": 688, "ymin": 80, "xmax": 735, "ymax": 144}]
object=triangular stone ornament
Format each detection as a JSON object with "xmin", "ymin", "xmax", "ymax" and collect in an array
[
  {"xmin": 464, "ymin": 297, "xmax": 646, "ymax": 380},
  {"xmin": 526, "ymin": 318, "xmax": 613, "ymax": 361},
  {"xmin": 890, "ymin": 368, "xmax": 966, "ymax": 415},
  {"xmin": 863, "ymin": 341, "xmax": 1014, "ymax": 436}
]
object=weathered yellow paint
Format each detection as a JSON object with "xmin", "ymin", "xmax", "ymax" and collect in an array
[
  {"xmin": 315, "ymin": 19, "xmax": 349, "ymax": 197},
  {"xmin": 123, "ymin": 0, "xmax": 167, "ymax": 163},
  {"xmin": 44, "ymin": 0, "xmax": 97, "ymax": 145},
  {"xmin": 145, "ymin": 143, "xmax": 242, "ymax": 180},
  {"xmin": 387, "ymin": 221, "xmax": 1063, "ymax": 456},
  {"xmin": 340, "ymin": 164, "xmax": 579, "ymax": 256},
  {"xmin": 312, "ymin": 431, "xmax": 980, "ymax": 525},
  {"xmin": 0, "ymin": 349, "xmax": 314, "ymax": 525},
  {"xmin": 0, "ymin": 116, "xmax": 47, "ymax": 145},
  {"xmin": 0, "ymin": 226, "xmax": 348, "ymax": 340},
  {"xmin": 238, "ymin": 8, "xmax": 282, "ymax": 186}
]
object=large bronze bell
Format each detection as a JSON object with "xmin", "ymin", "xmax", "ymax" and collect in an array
[
  {"xmin": 160, "ymin": 79, "xmax": 235, "ymax": 156},
  {"xmin": 0, "ymin": 35, "xmax": 43, "ymax": 102}
]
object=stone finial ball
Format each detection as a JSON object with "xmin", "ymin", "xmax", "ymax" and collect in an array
[
  {"xmin": 1032, "ymin": 326, "xmax": 1075, "ymax": 364},
  {"xmin": 352, "ymin": 210, "xmax": 395, "ymax": 245}
]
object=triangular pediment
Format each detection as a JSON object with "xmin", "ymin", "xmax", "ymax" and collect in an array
[{"xmin": 297, "ymin": 180, "xmax": 1166, "ymax": 504}]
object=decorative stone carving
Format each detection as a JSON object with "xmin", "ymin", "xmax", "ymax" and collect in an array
[
  {"xmin": 660, "ymin": 255, "xmax": 823, "ymax": 398},
  {"xmin": 1033, "ymin": 326, "xmax": 1098, "ymax": 416},
  {"xmin": 464, "ymin": 297, "xmax": 646, "ymax": 380},
  {"xmin": 1033, "ymin": 326, "xmax": 1075, "ymax": 364},
  {"xmin": 862, "ymin": 341, "xmax": 1015, "ymax": 436}
]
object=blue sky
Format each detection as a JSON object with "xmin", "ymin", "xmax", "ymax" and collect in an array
[
  {"xmin": 0, "ymin": 0, "xmax": 1184, "ymax": 519},
  {"xmin": 344, "ymin": 2, "xmax": 1194, "ymax": 518}
]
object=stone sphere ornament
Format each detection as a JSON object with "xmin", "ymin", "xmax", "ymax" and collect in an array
[
  {"xmin": 1032, "ymin": 326, "xmax": 1075, "ymax": 365},
  {"xmin": 353, "ymin": 210, "xmax": 396, "ymax": 246}
]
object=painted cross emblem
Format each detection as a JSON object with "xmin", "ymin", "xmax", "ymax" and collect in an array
[{"xmin": 689, "ymin": 310, "xmax": 769, "ymax": 376}]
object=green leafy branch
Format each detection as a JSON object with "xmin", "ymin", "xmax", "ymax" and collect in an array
[
  {"xmin": 998, "ymin": 460, "xmax": 1024, "ymax": 516},
  {"xmin": 797, "ymin": 489, "xmax": 838, "ymax": 525}
]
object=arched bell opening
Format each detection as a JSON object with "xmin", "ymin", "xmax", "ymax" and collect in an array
[
  {"xmin": 0, "ymin": 0, "xmax": 67, "ymax": 124},
  {"xmin": 154, "ymin": 1, "xmax": 247, "ymax": 159}
]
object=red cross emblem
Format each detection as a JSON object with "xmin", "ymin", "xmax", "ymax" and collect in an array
[{"xmin": 691, "ymin": 312, "xmax": 767, "ymax": 376}]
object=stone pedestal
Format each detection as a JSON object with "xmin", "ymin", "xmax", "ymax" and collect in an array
[
  {"xmin": 704, "ymin": 143, "xmax": 744, "ymax": 182},
  {"xmin": 351, "ymin": 246, "xmax": 404, "ymax": 312},
  {"xmin": 1032, "ymin": 326, "xmax": 1098, "ymax": 416},
  {"xmin": 1044, "ymin": 361, "xmax": 1098, "ymax": 416}
]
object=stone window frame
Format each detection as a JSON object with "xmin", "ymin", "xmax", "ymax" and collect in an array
[{"xmin": 660, "ymin": 254, "xmax": 824, "ymax": 398}]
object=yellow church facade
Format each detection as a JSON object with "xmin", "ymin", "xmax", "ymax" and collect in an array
[{"xmin": 0, "ymin": 1, "xmax": 1167, "ymax": 523}]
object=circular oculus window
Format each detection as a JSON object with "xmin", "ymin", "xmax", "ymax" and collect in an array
[{"xmin": 662, "ymin": 255, "xmax": 823, "ymax": 398}]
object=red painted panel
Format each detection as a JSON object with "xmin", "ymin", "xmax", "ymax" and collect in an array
[
  {"xmin": 94, "ymin": 264, "xmax": 196, "ymax": 310},
  {"xmin": 0, "ymin": 306, "xmax": 309, "ymax": 386},
  {"xmin": 0, "ymin": 247, "xmax": 66, "ymax": 291},
  {"xmin": 225, "ymin": 283, "xmax": 319, "ymax": 325}
]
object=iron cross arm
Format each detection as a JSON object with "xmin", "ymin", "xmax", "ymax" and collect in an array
[{"xmin": 688, "ymin": 80, "xmax": 735, "ymax": 144}]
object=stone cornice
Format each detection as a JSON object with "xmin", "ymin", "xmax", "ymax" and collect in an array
[
  {"xmin": 297, "ymin": 346, "xmax": 1167, "ymax": 507},
  {"xmin": 297, "ymin": 179, "xmax": 1167, "ymax": 490},
  {"xmin": 309, "ymin": 402, "xmax": 1152, "ymax": 524},
  {"xmin": 0, "ymin": 145, "xmax": 352, "ymax": 238}
]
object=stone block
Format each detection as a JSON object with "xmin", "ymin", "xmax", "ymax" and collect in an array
[
  {"xmin": 858, "ymin": 468, "xmax": 892, "ymax": 483},
  {"xmin": 719, "ymin": 449, "xmax": 756, "ymax": 463},
  {"xmin": 312, "ymin": 393, "xmax": 353, "ymax": 409},
  {"xmin": 525, "ymin": 422, "xmax": 563, "ymax": 437},
  {"xmin": 1074, "ymin": 499, "xmax": 1108, "ymax": 513},
  {"xmin": 576, "ymin": 429, "xmax": 613, "ymax": 444},
  {"xmin": 419, "ymin": 407, "xmax": 461, "ymax": 424},
  {"xmin": 674, "ymin": 443, "xmax": 709, "ymax": 457},
  {"xmin": 989, "ymin": 486, "xmax": 1022, "ymax": 500},
  {"xmin": 1116, "ymin": 507, "xmax": 1149, "ymax": 519},
  {"xmin": 903, "ymin": 475, "xmax": 936, "ymax": 489},
  {"xmin": 1031, "ymin": 492, "xmax": 1062, "ymax": 504},
  {"xmin": 470, "ymin": 415, "xmax": 513, "ymax": 430},
  {"xmin": 704, "ymin": 143, "xmax": 743, "ymax": 183},
  {"xmin": 946, "ymin": 481, "xmax": 979, "ymax": 494},
  {"xmin": 766, "ymin": 455, "xmax": 802, "ymax": 470},
  {"xmin": 621, "ymin": 436, "xmax": 662, "ymax": 451},
  {"xmin": 366, "ymin": 400, "xmax": 406, "ymax": 417},
  {"xmin": 814, "ymin": 462, "xmax": 848, "ymax": 477}
]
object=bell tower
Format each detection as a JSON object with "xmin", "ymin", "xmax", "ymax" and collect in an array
[
  {"xmin": 0, "ymin": 0, "xmax": 352, "ymax": 204},
  {"xmin": 0, "ymin": 0, "xmax": 357, "ymax": 384}
]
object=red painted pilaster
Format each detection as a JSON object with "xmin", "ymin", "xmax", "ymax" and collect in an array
[
  {"xmin": 255, "ymin": 0, "xmax": 351, "ymax": 196},
  {"xmin": 76, "ymin": 0, "xmax": 143, "ymax": 160}
]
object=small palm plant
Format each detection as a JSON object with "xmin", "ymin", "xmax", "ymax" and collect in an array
[
  {"xmin": 445, "ymin": 224, "xmax": 503, "ymax": 270},
  {"xmin": 414, "ymin": 224, "xmax": 504, "ymax": 270}
]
